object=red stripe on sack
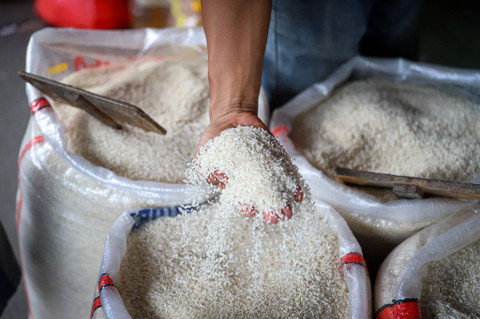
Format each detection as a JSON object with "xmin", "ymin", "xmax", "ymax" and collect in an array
[
  {"xmin": 17, "ymin": 136, "xmax": 45, "ymax": 230},
  {"xmin": 98, "ymin": 273, "xmax": 115, "ymax": 292},
  {"xmin": 16, "ymin": 135, "xmax": 46, "ymax": 319},
  {"xmin": 16, "ymin": 197, "xmax": 22, "ymax": 226},
  {"xmin": 30, "ymin": 98, "xmax": 50, "ymax": 114},
  {"xmin": 272, "ymin": 126, "xmax": 289, "ymax": 137},
  {"xmin": 90, "ymin": 296, "xmax": 102, "ymax": 319},
  {"xmin": 376, "ymin": 299, "xmax": 422, "ymax": 319},
  {"xmin": 341, "ymin": 252, "xmax": 369, "ymax": 275}
]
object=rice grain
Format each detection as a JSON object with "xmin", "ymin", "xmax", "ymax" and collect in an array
[{"xmin": 52, "ymin": 59, "xmax": 210, "ymax": 183}]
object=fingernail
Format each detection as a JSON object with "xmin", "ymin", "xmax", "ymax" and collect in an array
[
  {"xmin": 281, "ymin": 204, "xmax": 292, "ymax": 220},
  {"xmin": 295, "ymin": 186, "xmax": 304, "ymax": 202},
  {"xmin": 264, "ymin": 212, "xmax": 279, "ymax": 224},
  {"xmin": 239, "ymin": 203, "xmax": 256, "ymax": 217}
]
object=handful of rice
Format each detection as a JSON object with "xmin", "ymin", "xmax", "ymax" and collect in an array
[{"xmin": 187, "ymin": 126, "xmax": 305, "ymax": 220}]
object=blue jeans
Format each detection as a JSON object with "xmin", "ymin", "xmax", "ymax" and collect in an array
[{"xmin": 262, "ymin": 0, "xmax": 421, "ymax": 108}]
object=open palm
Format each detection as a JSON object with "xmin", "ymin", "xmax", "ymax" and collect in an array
[{"xmin": 195, "ymin": 110, "xmax": 302, "ymax": 224}]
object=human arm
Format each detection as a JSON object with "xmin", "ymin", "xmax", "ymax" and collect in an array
[
  {"xmin": 198, "ymin": 0, "xmax": 302, "ymax": 223},
  {"xmin": 201, "ymin": 0, "xmax": 271, "ymax": 125}
]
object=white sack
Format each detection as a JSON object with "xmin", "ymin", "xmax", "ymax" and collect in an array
[
  {"xmin": 270, "ymin": 56, "xmax": 479, "ymax": 253},
  {"xmin": 18, "ymin": 27, "xmax": 268, "ymax": 319},
  {"xmin": 91, "ymin": 202, "xmax": 371, "ymax": 319},
  {"xmin": 374, "ymin": 207, "xmax": 480, "ymax": 318}
]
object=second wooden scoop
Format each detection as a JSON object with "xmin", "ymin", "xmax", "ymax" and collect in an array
[
  {"xmin": 19, "ymin": 71, "xmax": 167, "ymax": 135},
  {"xmin": 335, "ymin": 167, "xmax": 480, "ymax": 200}
]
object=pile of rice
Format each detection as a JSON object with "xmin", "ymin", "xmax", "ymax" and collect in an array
[
  {"xmin": 420, "ymin": 238, "xmax": 480, "ymax": 317},
  {"xmin": 117, "ymin": 126, "xmax": 350, "ymax": 318},
  {"xmin": 291, "ymin": 79, "xmax": 480, "ymax": 201},
  {"xmin": 51, "ymin": 59, "xmax": 210, "ymax": 183},
  {"xmin": 374, "ymin": 209, "xmax": 480, "ymax": 318},
  {"xmin": 118, "ymin": 203, "xmax": 349, "ymax": 318},
  {"xmin": 187, "ymin": 126, "xmax": 305, "ymax": 216}
]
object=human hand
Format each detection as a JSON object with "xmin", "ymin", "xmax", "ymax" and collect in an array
[{"xmin": 195, "ymin": 105, "xmax": 303, "ymax": 224}]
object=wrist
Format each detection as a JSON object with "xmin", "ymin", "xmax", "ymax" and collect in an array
[
  {"xmin": 208, "ymin": 70, "xmax": 260, "ymax": 122},
  {"xmin": 209, "ymin": 101, "xmax": 258, "ymax": 122}
]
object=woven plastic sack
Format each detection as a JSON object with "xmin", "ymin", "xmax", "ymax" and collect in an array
[
  {"xmin": 270, "ymin": 56, "xmax": 479, "ymax": 254},
  {"xmin": 90, "ymin": 201, "xmax": 371, "ymax": 319},
  {"xmin": 18, "ymin": 27, "xmax": 268, "ymax": 319},
  {"xmin": 374, "ymin": 206, "xmax": 480, "ymax": 318}
]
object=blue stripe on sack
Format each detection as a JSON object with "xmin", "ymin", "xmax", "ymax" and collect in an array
[{"xmin": 129, "ymin": 206, "xmax": 198, "ymax": 230}]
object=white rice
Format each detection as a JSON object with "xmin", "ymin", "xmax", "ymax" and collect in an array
[
  {"xmin": 117, "ymin": 125, "xmax": 350, "ymax": 318},
  {"xmin": 51, "ymin": 59, "xmax": 210, "ymax": 183},
  {"xmin": 117, "ymin": 203, "xmax": 350, "ymax": 319},
  {"xmin": 291, "ymin": 79, "xmax": 480, "ymax": 201},
  {"xmin": 187, "ymin": 126, "xmax": 306, "ymax": 216},
  {"xmin": 420, "ymin": 238, "xmax": 480, "ymax": 318}
]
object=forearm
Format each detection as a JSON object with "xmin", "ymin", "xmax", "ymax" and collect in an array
[{"xmin": 201, "ymin": 0, "xmax": 272, "ymax": 120}]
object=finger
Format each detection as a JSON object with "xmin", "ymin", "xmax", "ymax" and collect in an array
[
  {"xmin": 206, "ymin": 173, "xmax": 225, "ymax": 189},
  {"xmin": 206, "ymin": 170, "xmax": 228, "ymax": 190},
  {"xmin": 294, "ymin": 186, "xmax": 304, "ymax": 202},
  {"xmin": 263, "ymin": 212, "xmax": 279, "ymax": 225},
  {"xmin": 216, "ymin": 171, "xmax": 228, "ymax": 183},
  {"xmin": 206, "ymin": 172, "xmax": 219, "ymax": 185},
  {"xmin": 281, "ymin": 204, "xmax": 293, "ymax": 220},
  {"xmin": 239, "ymin": 203, "xmax": 256, "ymax": 217}
]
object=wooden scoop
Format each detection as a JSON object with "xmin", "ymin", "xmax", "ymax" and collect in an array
[
  {"xmin": 334, "ymin": 167, "xmax": 480, "ymax": 200},
  {"xmin": 19, "ymin": 71, "xmax": 167, "ymax": 135}
]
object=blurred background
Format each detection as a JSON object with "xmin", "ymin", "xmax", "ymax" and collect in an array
[{"xmin": 0, "ymin": 0, "xmax": 479, "ymax": 316}]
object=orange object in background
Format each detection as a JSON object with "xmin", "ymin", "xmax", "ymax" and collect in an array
[
  {"xmin": 34, "ymin": 0, "xmax": 129, "ymax": 29},
  {"xmin": 130, "ymin": 0, "xmax": 202, "ymax": 28}
]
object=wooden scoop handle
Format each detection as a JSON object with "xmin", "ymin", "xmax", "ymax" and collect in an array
[
  {"xmin": 335, "ymin": 167, "xmax": 480, "ymax": 200},
  {"xmin": 19, "ymin": 71, "xmax": 167, "ymax": 135}
]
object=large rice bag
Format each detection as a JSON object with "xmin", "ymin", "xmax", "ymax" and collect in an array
[
  {"xmin": 270, "ymin": 56, "xmax": 479, "ymax": 255},
  {"xmin": 18, "ymin": 27, "xmax": 268, "ymax": 319},
  {"xmin": 374, "ymin": 207, "xmax": 480, "ymax": 318},
  {"xmin": 90, "ymin": 202, "xmax": 371, "ymax": 319}
]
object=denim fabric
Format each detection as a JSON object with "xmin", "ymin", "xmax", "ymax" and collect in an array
[{"xmin": 262, "ymin": 0, "xmax": 420, "ymax": 109}]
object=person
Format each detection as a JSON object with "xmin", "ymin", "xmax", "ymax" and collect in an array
[{"xmin": 196, "ymin": 0, "xmax": 420, "ymax": 223}]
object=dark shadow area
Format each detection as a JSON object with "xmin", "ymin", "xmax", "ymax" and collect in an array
[{"xmin": 419, "ymin": 0, "xmax": 480, "ymax": 68}]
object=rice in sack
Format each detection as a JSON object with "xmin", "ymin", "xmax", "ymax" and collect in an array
[
  {"xmin": 90, "ymin": 126, "xmax": 370, "ymax": 318},
  {"xmin": 374, "ymin": 207, "xmax": 480, "ymax": 319},
  {"xmin": 18, "ymin": 27, "xmax": 268, "ymax": 319},
  {"xmin": 118, "ymin": 204, "xmax": 350, "ymax": 318},
  {"xmin": 270, "ymin": 57, "xmax": 479, "ymax": 256},
  {"xmin": 52, "ymin": 59, "xmax": 210, "ymax": 183},
  {"xmin": 92, "ymin": 203, "xmax": 370, "ymax": 319}
]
